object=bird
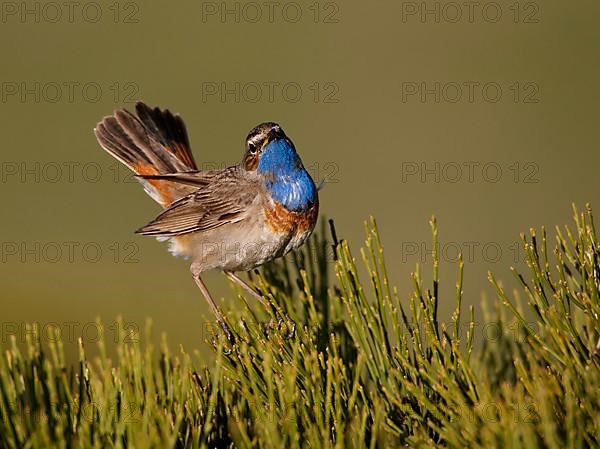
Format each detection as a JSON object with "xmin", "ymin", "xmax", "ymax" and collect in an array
[{"xmin": 94, "ymin": 101, "xmax": 319, "ymax": 343}]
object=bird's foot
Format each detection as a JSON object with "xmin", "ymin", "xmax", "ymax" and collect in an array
[
  {"xmin": 266, "ymin": 313, "xmax": 296, "ymax": 340},
  {"xmin": 210, "ymin": 321, "xmax": 235, "ymax": 354}
]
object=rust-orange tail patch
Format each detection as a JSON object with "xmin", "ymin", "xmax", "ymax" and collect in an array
[{"xmin": 94, "ymin": 101, "xmax": 198, "ymax": 207}]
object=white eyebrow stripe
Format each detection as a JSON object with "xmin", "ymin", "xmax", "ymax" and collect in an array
[{"xmin": 248, "ymin": 133, "xmax": 266, "ymax": 146}]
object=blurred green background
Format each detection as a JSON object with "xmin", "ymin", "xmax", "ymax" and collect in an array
[{"xmin": 1, "ymin": 1, "xmax": 598, "ymax": 359}]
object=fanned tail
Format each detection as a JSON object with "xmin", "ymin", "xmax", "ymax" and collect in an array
[{"xmin": 94, "ymin": 101, "xmax": 199, "ymax": 207}]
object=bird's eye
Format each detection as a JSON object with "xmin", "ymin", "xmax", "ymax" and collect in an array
[{"xmin": 248, "ymin": 142, "xmax": 258, "ymax": 155}]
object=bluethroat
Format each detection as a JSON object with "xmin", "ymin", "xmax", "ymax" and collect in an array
[{"xmin": 94, "ymin": 102, "xmax": 319, "ymax": 342}]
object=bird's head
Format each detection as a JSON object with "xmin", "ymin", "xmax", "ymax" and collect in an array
[
  {"xmin": 243, "ymin": 122, "xmax": 317, "ymax": 211},
  {"xmin": 243, "ymin": 122, "xmax": 291, "ymax": 171}
]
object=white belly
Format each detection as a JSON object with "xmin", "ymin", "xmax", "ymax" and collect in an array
[{"xmin": 165, "ymin": 219, "xmax": 294, "ymax": 272}]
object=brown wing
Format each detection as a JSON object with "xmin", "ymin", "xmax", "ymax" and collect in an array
[
  {"xmin": 135, "ymin": 167, "xmax": 259, "ymax": 237},
  {"xmin": 135, "ymin": 172, "xmax": 214, "ymax": 188}
]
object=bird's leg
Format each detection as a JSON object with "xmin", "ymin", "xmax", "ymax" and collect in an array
[
  {"xmin": 224, "ymin": 271, "xmax": 270, "ymax": 308},
  {"xmin": 225, "ymin": 271, "xmax": 296, "ymax": 339},
  {"xmin": 191, "ymin": 265, "xmax": 235, "ymax": 346}
]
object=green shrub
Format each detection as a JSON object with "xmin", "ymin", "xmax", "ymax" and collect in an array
[{"xmin": 1, "ymin": 205, "xmax": 598, "ymax": 448}]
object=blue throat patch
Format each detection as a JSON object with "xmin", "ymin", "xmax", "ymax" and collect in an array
[{"xmin": 257, "ymin": 138, "xmax": 317, "ymax": 211}]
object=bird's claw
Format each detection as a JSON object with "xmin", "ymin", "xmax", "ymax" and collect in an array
[
  {"xmin": 266, "ymin": 314, "xmax": 296, "ymax": 340},
  {"xmin": 210, "ymin": 321, "xmax": 235, "ymax": 354},
  {"xmin": 279, "ymin": 317, "xmax": 296, "ymax": 339}
]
